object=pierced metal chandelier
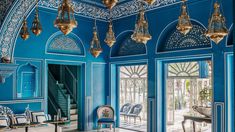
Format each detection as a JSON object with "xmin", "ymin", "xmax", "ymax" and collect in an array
[
  {"xmin": 31, "ymin": 0, "xmax": 42, "ymax": 36},
  {"xmin": 20, "ymin": 0, "xmax": 30, "ymax": 40},
  {"xmin": 20, "ymin": 17, "xmax": 30, "ymax": 40},
  {"xmin": 131, "ymin": 8, "xmax": 152, "ymax": 44},
  {"xmin": 54, "ymin": 0, "xmax": 77, "ymax": 35},
  {"xmin": 104, "ymin": 21, "xmax": 116, "ymax": 47},
  {"xmin": 90, "ymin": 20, "xmax": 103, "ymax": 58},
  {"xmin": 176, "ymin": 0, "xmax": 192, "ymax": 35},
  {"xmin": 205, "ymin": 1, "xmax": 228, "ymax": 44},
  {"xmin": 144, "ymin": 0, "xmax": 156, "ymax": 5},
  {"xmin": 102, "ymin": 0, "xmax": 118, "ymax": 9}
]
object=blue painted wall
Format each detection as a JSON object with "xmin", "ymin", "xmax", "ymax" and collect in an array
[
  {"xmin": 0, "ymin": 0, "xmax": 233, "ymax": 131},
  {"xmin": 0, "ymin": 7, "xmax": 109, "ymax": 131}
]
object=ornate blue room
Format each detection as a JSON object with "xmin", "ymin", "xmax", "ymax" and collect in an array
[{"xmin": 0, "ymin": 0, "xmax": 234, "ymax": 132}]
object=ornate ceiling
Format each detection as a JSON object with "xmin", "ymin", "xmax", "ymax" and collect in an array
[
  {"xmin": 39, "ymin": 0, "xmax": 179, "ymax": 21},
  {"xmin": 78, "ymin": 0, "xmax": 129, "ymax": 8},
  {"xmin": 0, "ymin": 0, "xmax": 179, "ymax": 57}
]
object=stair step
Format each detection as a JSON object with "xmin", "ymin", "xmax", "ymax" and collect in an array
[
  {"xmin": 70, "ymin": 109, "xmax": 77, "ymax": 115},
  {"xmin": 63, "ymin": 121, "xmax": 78, "ymax": 132},
  {"xmin": 71, "ymin": 104, "xmax": 77, "ymax": 109},
  {"xmin": 62, "ymin": 89, "xmax": 67, "ymax": 93},
  {"xmin": 70, "ymin": 114, "xmax": 78, "ymax": 121}
]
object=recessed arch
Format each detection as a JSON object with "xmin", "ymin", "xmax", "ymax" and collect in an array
[
  {"xmin": 156, "ymin": 19, "xmax": 211, "ymax": 53},
  {"xmin": 45, "ymin": 32, "xmax": 85, "ymax": 56},
  {"xmin": 226, "ymin": 24, "xmax": 233, "ymax": 46},
  {"xmin": 110, "ymin": 30, "xmax": 147, "ymax": 58}
]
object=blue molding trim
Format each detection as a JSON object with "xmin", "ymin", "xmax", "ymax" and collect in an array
[
  {"xmin": 214, "ymin": 102, "xmax": 225, "ymax": 132},
  {"xmin": 0, "ymin": 99, "xmax": 44, "ymax": 104},
  {"xmin": 148, "ymin": 98, "xmax": 155, "ymax": 132},
  {"xmin": 225, "ymin": 53, "xmax": 234, "ymax": 132}
]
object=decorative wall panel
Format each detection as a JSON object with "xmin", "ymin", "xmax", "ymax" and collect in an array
[
  {"xmin": 111, "ymin": 34, "xmax": 146, "ymax": 57},
  {"xmin": 46, "ymin": 32, "xmax": 84, "ymax": 56},
  {"xmin": 158, "ymin": 25, "xmax": 211, "ymax": 52},
  {"xmin": 0, "ymin": 0, "xmax": 15, "ymax": 28}
]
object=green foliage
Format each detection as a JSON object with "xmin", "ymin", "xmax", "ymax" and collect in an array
[{"xmin": 199, "ymin": 87, "xmax": 212, "ymax": 103}]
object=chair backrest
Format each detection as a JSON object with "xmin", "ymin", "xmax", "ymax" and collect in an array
[
  {"xmin": 97, "ymin": 105, "xmax": 114, "ymax": 120},
  {"xmin": 0, "ymin": 105, "xmax": 13, "ymax": 115},
  {"xmin": 129, "ymin": 104, "xmax": 143, "ymax": 115},
  {"xmin": 120, "ymin": 103, "xmax": 132, "ymax": 113}
]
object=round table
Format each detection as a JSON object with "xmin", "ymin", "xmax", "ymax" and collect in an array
[
  {"xmin": 12, "ymin": 122, "xmax": 40, "ymax": 132},
  {"xmin": 43, "ymin": 120, "xmax": 70, "ymax": 132}
]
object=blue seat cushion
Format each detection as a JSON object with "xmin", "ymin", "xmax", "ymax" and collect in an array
[{"xmin": 98, "ymin": 118, "xmax": 115, "ymax": 123}]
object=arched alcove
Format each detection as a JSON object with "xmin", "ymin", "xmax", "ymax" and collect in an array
[
  {"xmin": 156, "ymin": 20, "xmax": 211, "ymax": 53},
  {"xmin": 46, "ymin": 32, "xmax": 85, "ymax": 56},
  {"xmin": 111, "ymin": 31, "xmax": 147, "ymax": 57},
  {"xmin": 17, "ymin": 63, "xmax": 38, "ymax": 99}
]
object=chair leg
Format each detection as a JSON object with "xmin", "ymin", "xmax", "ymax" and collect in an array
[
  {"xmin": 139, "ymin": 117, "xmax": 142, "ymax": 125},
  {"xmin": 113, "ymin": 123, "xmax": 115, "ymax": 132},
  {"xmin": 110, "ymin": 124, "xmax": 112, "ymax": 130},
  {"xmin": 98, "ymin": 123, "xmax": 101, "ymax": 129}
]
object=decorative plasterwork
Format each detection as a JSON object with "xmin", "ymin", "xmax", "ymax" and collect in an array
[
  {"xmin": 0, "ymin": 0, "xmax": 179, "ymax": 58},
  {"xmin": 0, "ymin": 0, "xmax": 15, "ymax": 28},
  {"xmin": 39, "ymin": 0, "xmax": 178, "ymax": 20},
  {"xmin": 112, "ymin": 34, "xmax": 146, "ymax": 57},
  {"xmin": 159, "ymin": 25, "xmax": 211, "ymax": 52},
  {"xmin": 47, "ymin": 34, "xmax": 83, "ymax": 55},
  {"xmin": 0, "ymin": 0, "xmax": 36, "ymax": 58},
  {"xmin": 39, "ymin": 0, "xmax": 109, "ymax": 20}
]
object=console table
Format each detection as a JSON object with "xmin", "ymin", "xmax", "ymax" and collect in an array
[
  {"xmin": 182, "ymin": 115, "xmax": 211, "ymax": 132},
  {"xmin": 43, "ymin": 120, "xmax": 70, "ymax": 132},
  {"xmin": 12, "ymin": 122, "xmax": 40, "ymax": 132}
]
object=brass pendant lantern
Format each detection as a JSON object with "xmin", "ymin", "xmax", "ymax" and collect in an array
[
  {"xmin": 20, "ymin": 17, "xmax": 30, "ymax": 40},
  {"xmin": 102, "ymin": 0, "xmax": 118, "ymax": 9},
  {"xmin": 90, "ymin": 21, "xmax": 102, "ymax": 58},
  {"xmin": 131, "ymin": 8, "xmax": 152, "ymax": 44},
  {"xmin": 205, "ymin": 1, "xmax": 228, "ymax": 44},
  {"xmin": 104, "ymin": 21, "xmax": 116, "ymax": 47},
  {"xmin": 54, "ymin": 0, "xmax": 77, "ymax": 35},
  {"xmin": 31, "ymin": 0, "xmax": 42, "ymax": 36},
  {"xmin": 144, "ymin": 0, "xmax": 156, "ymax": 5},
  {"xmin": 176, "ymin": 0, "xmax": 192, "ymax": 35}
]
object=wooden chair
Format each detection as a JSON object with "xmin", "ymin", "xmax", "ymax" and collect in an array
[{"xmin": 97, "ymin": 105, "xmax": 115, "ymax": 132}]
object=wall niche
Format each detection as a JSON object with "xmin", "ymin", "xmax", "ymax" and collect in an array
[{"xmin": 16, "ymin": 63, "xmax": 39, "ymax": 99}]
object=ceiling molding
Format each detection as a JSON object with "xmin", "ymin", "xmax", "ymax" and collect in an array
[{"xmin": 39, "ymin": 0, "xmax": 180, "ymax": 21}]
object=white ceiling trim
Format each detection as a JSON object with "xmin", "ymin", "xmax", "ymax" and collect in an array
[{"xmin": 39, "ymin": 0, "xmax": 179, "ymax": 21}]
